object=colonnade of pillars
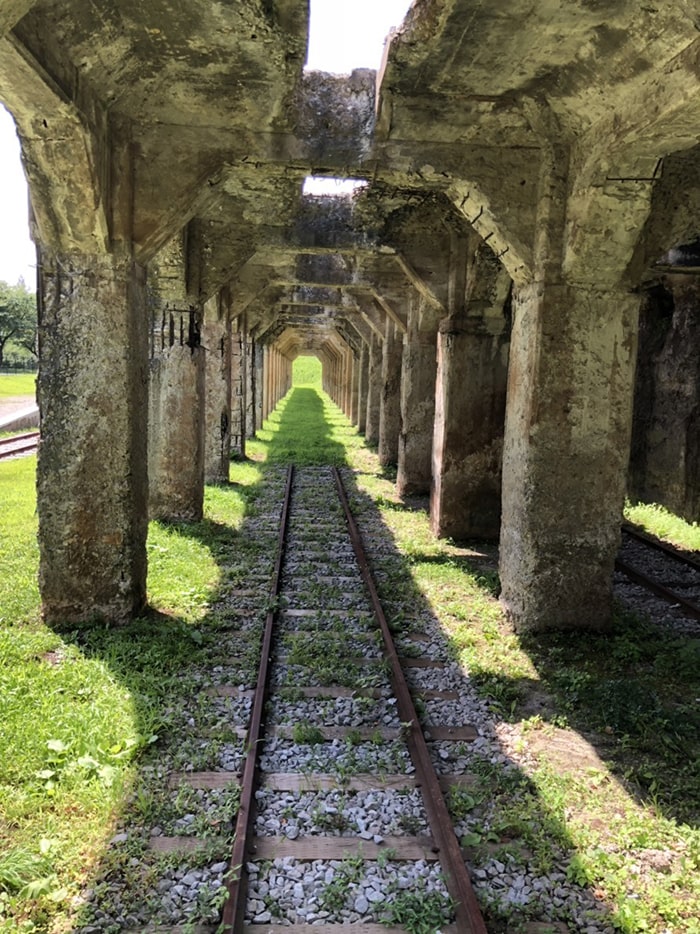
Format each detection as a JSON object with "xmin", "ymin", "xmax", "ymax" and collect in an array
[
  {"xmin": 319, "ymin": 267, "xmax": 636, "ymax": 637},
  {"xmin": 36, "ymin": 243, "xmax": 637, "ymax": 638},
  {"xmin": 36, "ymin": 260, "xmax": 291, "ymax": 626}
]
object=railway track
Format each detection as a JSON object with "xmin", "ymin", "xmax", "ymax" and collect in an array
[
  {"xmin": 217, "ymin": 464, "xmax": 486, "ymax": 932},
  {"xmin": 0, "ymin": 430, "xmax": 39, "ymax": 459},
  {"xmin": 75, "ymin": 462, "xmax": 623, "ymax": 933},
  {"xmin": 616, "ymin": 523, "xmax": 700, "ymax": 626},
  {"xmin": 136, "ymin": 464, "xmax": 488, "ymax": 933}
]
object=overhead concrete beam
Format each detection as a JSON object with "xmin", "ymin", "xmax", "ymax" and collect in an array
[{"xmin": 0, "ymin": 34, "xmax": 109, "ymax": 253}]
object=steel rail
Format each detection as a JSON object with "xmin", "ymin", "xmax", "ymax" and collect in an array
[
  {"xmin": 332, "ymin": 467, "xmax": 488, "ymax": 934},
  {"xmin": 0, "ymin": 431, "xmax": 39, "ymax": 459},
  {"xmin": 221, "ymin": 464, "xmax": 294, "ymax": 932},
  {"xmin": 622, "ymin": 523, "xmax": 700, "ymax": 574},
  {"xmin": 615, "ymin": 557, "xmax": 700, "ymax": 621}
]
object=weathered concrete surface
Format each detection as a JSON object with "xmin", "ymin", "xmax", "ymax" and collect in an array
[
  {"xmin": 431, "ymin": 313, "xmax": 509, "ymax": 541},
  {"xmin": 431, "ymin": 240, "xmax": 511, "ymax": 540},
  {"xmin": 629, "ymin": 275, "xmax": 700, "ymax": 521},
  {"xmin": 357, "ymin": 341, "xmax": 369, "ymax": 434},
  {"xmin": 499, "ymin": 282, "xmax": 639, "ymax": 632},
  {"xmin": 378, "ymin": 317, "xmax": 403, "ymax": 467},
  {"xmin": 365, "ymin": 332, "xmax": 383, "ymax": 446},
  {"xmin": 244, "ymin": 335, "xmax": 256, "ymax": 440},
  {"xmin": 36, "ymin": 252, "xmax": 148, "ymax": 626},
  {"xmin": 397, "ymin": 297, "xmax": 440, "ymax": 497},
  {"xmin": 230, "ymin": 325, "xmax": 246, "ymax": 458},
  {"xmin": 9, "ymin": 0, "xmax": 700, "ymax": 631},
  {"xmin": 202, "ymin": 294, "xmax": 231, "ymax": 483},
  {"xmin": 148, "ymin": 325, "xmax": 205, "ymax": 522}
]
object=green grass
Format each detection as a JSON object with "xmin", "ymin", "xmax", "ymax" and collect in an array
[
  {"xmin": 625, "ymin": 500, "xmax": 700, "ymax": 551},
  {"xmin": 2, "ymin": 385, "xmax": 700, "ymax": 932},
  {"xmin": 248, "ymin": 385, "xmax": 363, "ymax": 465},
  {"xmin": 0, "ymin": 372, "xmax": 36, "ymax": 398},
  {"xmin": 292, "ymin": 354, "xmax": 322, "ymax": 387},
  {"xmin": 0, "ymin": 451, "xmax": 266, "ymax": 932}
]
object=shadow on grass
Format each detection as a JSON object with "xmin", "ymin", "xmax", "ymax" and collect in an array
[{"xmin": 28, "ymin": 383, "xmax": 697, "ymax": 932}]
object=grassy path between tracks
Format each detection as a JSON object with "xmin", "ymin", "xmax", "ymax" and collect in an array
[{"xmin": 0, "ymin": 361, "xmax": 698, "ymax": 932}]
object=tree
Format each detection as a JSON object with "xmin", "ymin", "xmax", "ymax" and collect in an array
[{"xmin": 0, "ymin": 279, "xmax": 36, "ymax": 367}]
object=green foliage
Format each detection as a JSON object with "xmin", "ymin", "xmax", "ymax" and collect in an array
[
  {"xmin": 291, "ymin": 721, "xmax": 325, "ymax": 745},
  {"xmin": 0, "ymin": 280, "xmax": 36, "ymax": 367},
  {"xmin": 625, "ymin": 500, "xmax": 700, "ymax": 552},
  {"xmin": 379, "ymin": 889, "xmax": 455, "ymax": 934},
  {"xmin": 320, "ymin": 856, "xmax": 364, "ymax": 912}
]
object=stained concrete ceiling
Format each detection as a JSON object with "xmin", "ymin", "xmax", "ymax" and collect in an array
[{"xmin": 0, "ymin": 0, "xmax": 698, "ymax": 354}]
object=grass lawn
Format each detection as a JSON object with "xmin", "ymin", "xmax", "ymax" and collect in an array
[{"xmin": 0, "ymin": 373, "xmax": 37, "ymax": 399}]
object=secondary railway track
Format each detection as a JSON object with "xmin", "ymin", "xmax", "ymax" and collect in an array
[
  {"xmin": 0, "ymin": 430, "xmax": 39, "ymax": 459},
  {"xmin": 616, "ymin": 523, "xmax": 700, "ymax": 626}
]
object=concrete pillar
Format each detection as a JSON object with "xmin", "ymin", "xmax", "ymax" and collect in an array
[
  {"xmin": 397, "ymin": 296, "xmax": 439, "ymax": 496},
  {"xmin": 499, "ymin": 282, "xmax": 639, "ymax": 631},
  {"xmin": 245, "ymin": 334, "xmax": 255, "ymax": 439},
  {"xmin": 36, "ymin": 251, "xmax": 148, "ymax": 626},
  {"xmin": 365, "ymin": 331, "xmax": 383, "ymax": 444},
  {"xmin": 202, "ymin": 293, "xmax": 232, "ymax": 483},
  {"xmin": 378, "ymin": 318, "xmax": 403, "ymax": 467},
  {"xmin": 349, "ymin": 351, "xmax": 359, "ymax": 424},
  {"xmin": 262, "ymin": 344, "xmax": 270, "ymax": 422},
  {"xmin": 230, "ymin": 324, "xmax": 246, "ymax": 458},
  {"xmin": 254, "ymin": 340, "xmax": 264, "ymax": 431},
  {"xmin": 431, "ymin": 311, "xmax": 509, "ymax": 540},
  {"xmin": 357, "ymin": 340, "xmax": 369, "ymax": 433},
  {"xmin": 149, "ymin": 306, "xmax": 205, "ymax": 520}
]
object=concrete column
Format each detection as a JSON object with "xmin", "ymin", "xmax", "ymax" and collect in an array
[
  {"xmin": 254, "ymin": 340, "xmax": 264, "ymax": 430},
  {"xmin": 37, "ymin": 251, "xmax": 148, "ymax": 626},
  {"xmin": 149, "ymin": 306, "xmax": 205, "ymax": 520},
  {"xmin": 230, "ymin": 325, "xmax": 245, "ymax": 458},
  {"xmin": 365, "ymin": 331, "xmax": 383, "ymax": 444},
  {"xmin": 499, "ymin": 282, "xmax": 639, "ymax": 631},
  {"xmin": 629, "ymin": 276, "xmax": 700, "ymax": 521},
  {"xmin": 349, "ymin": 351, "xmax": 359, "ymax": 424},
  {"xmin": 378, "ymin": 318, "xmax": 403, "ymax": 467},
  {"xmin": 397, "ymin": 296, "xmax": 439, "ymax": 496},
  {"xmin": 431, "ymin": 311, "xmax": 509, "ymax": 540},
  {"xmin": 245, "ymin": 334, "xmax": 255, "ymax": 439},
  {"xmin": 262, "ymin": 344, "xmax": 270, "ymax": 422},
  {"xmin": 202, "ymin": 293, "xmax": 232, "ymax": 483},
  {"xmin": 357, "ymin": 340, "xmax": 369, "ymax": 433},
  {"xmin": 344, "ymin": 348, "xmax": 355, "ymax": 418}
]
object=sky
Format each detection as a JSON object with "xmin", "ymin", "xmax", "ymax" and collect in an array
[{"xmin": 0, "ymin": 0, "xmax": 413, "ymax": 292}]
